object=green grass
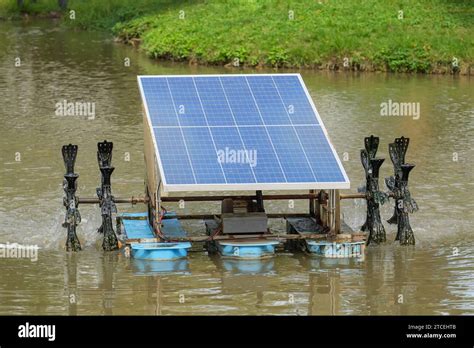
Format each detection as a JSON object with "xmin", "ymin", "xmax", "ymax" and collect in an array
[
  {"xmin": 1, "ymin": 0, "xmax": 473, "ymax": 73},
  {"xmin": 0, "ymin": 0, "xmax": 60, "ymax": 15}
]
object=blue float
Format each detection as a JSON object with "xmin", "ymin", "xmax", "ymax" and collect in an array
[
  {"xmin": 216, "ymin": 240, "xmax": 279, "ymax": 259},
  {"xmin": 130, "ymin": 242, "xmax": 192, "ymax": 260},
  {"xmin": 120, "ymin": 212, "xmax": 191, "ymax": 261}
]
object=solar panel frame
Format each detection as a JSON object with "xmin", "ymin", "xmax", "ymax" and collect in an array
[{"xmin": 138, "ymin": 73, "xmax": 350, "ymax": 192}]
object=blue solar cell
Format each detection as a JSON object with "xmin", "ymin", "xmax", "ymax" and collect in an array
[
  {"xmin": 167, "ymin": 77, "xmax": 207, "ymax": 127},
  {"xmin": 138, "ymin": 74, "xmax": 348, "ymax": 190},
  {"xmin": 141, "ymin": 77, "xmax": 179, "ymax": 127},
  {"xmin": 295, "ymin": 125, "xmax": 346, "ymax": 182},
  {"xmin": 266, "ymin": 126, "xmax": 316, "ymax": 182},
  {"xmin": 239, "ymin": 127, "xmax": 286, "ymax": 183},
  {"xmin": 246, "ymin": 76, "xmax": 291, "ymax": 125},
  {"xmin": 194, "ymin": 77, "xmax": 236, "ymax": 126},
  {"xmin": 272, "ymin": 75, "xmax": 319, "ymax": 125},
  {"xmin": 181, "ymin": 127, "xmax": 226, "ymax": 184},
  {"xmin": 153, "ymin": 128, "xmax": 195, "ymax": 184},
  {"xmin": 220, "ymin": 77, "xmax": 263, "ymax": 126},
  {"xmin": 210, "ymin": 127, "xmax": 256, "ymax": 184}
]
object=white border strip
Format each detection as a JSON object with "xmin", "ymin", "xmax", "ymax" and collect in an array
[
  {"xmin": 138, "ymin": 73, "xmax": 302, "ymax": 78},
  {"xmin": 164, "ymin": 181, "xmax": 349, "ymax": 192}
]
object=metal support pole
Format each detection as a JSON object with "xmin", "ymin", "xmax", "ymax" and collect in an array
[
  {"xmin": 61, "ymin": 144, "xmax": 81, "ymax": 251},
  {"xmin": 334, "ymin": 189, "xmax": 341, "ymax": 234},
  {"xmin": 309, "ymin": 189, "xmax": 315, "ymax": 218},
  {"xmin": 78, "ymin": 196, "xmax": 147, "ymax": 204},
  {"xmin": 318, "ymin": 190, "xmax": 328, "ymax": 227},
  {"xmin": 327, "ymin": 190, "xmax": 335, "ymax": 235},
  {"xmin": 255, "ymin": 190, "xmax": 265, "ymax": 212},
  {"xmin": 96, "ymin": 141, "xmax": 119, "ymax": 251}
]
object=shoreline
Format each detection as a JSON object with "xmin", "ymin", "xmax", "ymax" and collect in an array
[
  {"xmin": 2, "ymin": 2, "xmax": 473, "ymax": 76},
  {"xmin": 116, "ymin": 35, "xmax": 472, "ymax": 75}
]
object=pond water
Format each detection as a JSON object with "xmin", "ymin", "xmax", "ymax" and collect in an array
[{"xmin": 0, "ymin": 20, "xmax": 473, "ymax": 315}]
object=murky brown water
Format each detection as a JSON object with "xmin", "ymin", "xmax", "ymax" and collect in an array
[{"xmin": 0, "ymin": 20, "xmax": 473, "ymax": 315}]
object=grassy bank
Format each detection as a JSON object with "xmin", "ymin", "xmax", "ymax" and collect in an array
[{"xmin": 1, "ymin": 0, "xmax": 473, "ymax": 73}]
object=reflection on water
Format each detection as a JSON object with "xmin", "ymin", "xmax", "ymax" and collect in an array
[
  {"xmin": 2, "ymin": 245, "xmax": 473, "ymax": 315},
  {"xmin": 131, "ymin": 258, "xmax": 190, "ymax": 275},
  {"xmin": 0, "ymin": 20, "xmax": 473, "ymax": 315},
  {"xmin": 213, "ymin": 255, "xmax": 276, "ymax": 274}
]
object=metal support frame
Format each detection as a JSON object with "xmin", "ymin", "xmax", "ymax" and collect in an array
[
  {"xmin": 309, "ymin": 189, "xmax": 316, "ymax": 218},
  {"xmin": 77, "ymin": 193, "xmax": 366, "ymax": 205},
  {"xmin": 334, "ymin": 189, "xmax": 341, "ymax": 234},
  {"xmin": 61, "ymin": 144, "xmax": 81, "ymax": 251},
  {"xmin": 153, "ymin": 189, "xmax": 162, "ymax": 238},
  {"xmin": 317, "ymin": 190, "xmax": 328, "ymax": 228},
  {"xmin": 327, "ymin": 189, "xmax": 341, "ymax": 236},
  {"xmin": 60, "ymin": 135, "xmax": 420, "ymax": 250},
  {"xmin": 255, "ymin": 190, "xmax": 265, "ymax": 212}
]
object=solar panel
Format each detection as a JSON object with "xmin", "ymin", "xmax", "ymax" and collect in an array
[{"xmin": 138, "ymin": 74, "xmax": 349, "ymax": 192}]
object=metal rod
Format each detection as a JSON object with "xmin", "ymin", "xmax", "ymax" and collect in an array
[
  {"xmin": 309, "ymin": 189, "xmax": 315, "ymax": 218},
  {"xmin": 334, "ymin": 190, "xmax": 341, "ymax": 234},
  {"xmin": 160, "ymin": 213, "xmax": 310, "ymax": 220},
  {"xmin": 339, "ymin": 193, "xmax": 365, "ymax": 199},
  {"xmin": 79, "ymin": 195, "xmax": 321, "ymax": 204},
  {"xmin": 161, "ymin": 194, "xmax": 321, "ymax": 202},
  {"xmin": 78, "ymin": 197, "xmax": 148, "ymax": 204},
  {"xmin": 78, "ymin": 193, "xmax": 371, "ymax": 205}
]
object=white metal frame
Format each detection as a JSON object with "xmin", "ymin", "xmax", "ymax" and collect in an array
[{"xmin": 137, "ymin": 74, "xmax": 350, "ymax": 193}]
